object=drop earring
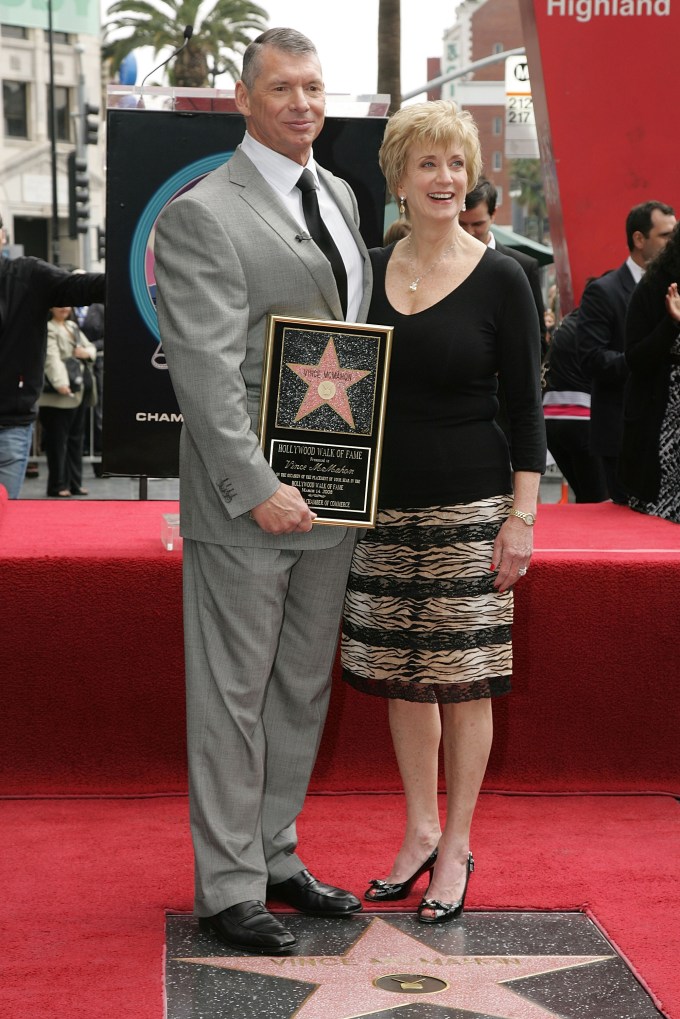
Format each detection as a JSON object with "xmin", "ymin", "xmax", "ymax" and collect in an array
[
  {"xmin": 462, "ymin": 201, "xmax": 467, "ymax": 211},
  {"xmin": 399, "ymin": 196, "xmax": 406, "ymax": 217}
]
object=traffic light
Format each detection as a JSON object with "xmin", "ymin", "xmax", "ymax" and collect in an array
[
  {"xmin": 67, "ymin": 150, "xmax": 90, "ymax": 239},
  {"xmin": 84, "ymin": 103, "xmax": 99, "ymax": 145},
  {"xmin": 97, "ymin": 226, "xmax": 106, "ymax": 262}
]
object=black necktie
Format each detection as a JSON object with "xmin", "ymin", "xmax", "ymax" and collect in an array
[{"xmin": 296, "ymin": 168, "xmax": 348, "ymax": 317}]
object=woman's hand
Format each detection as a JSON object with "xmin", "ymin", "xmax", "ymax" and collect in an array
[
  {"xmin": 56, "ymin": 384, "xmax": 72, "ymax": 396},
  {"xmin": 73, "ymin": 345, "xmax": 93, "ymax": 360},
  {"xmin": 490, "ymin": 516, "xmax": 533, "ymax": 593},
  {"xmin": 666, "ymin": 282, "xmax": 680, "ymax": 323}
]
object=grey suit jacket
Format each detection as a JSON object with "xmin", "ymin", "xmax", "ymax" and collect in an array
[{"xmin": 154, "ymin": 148, "xmax": 372, "ymax": 549}]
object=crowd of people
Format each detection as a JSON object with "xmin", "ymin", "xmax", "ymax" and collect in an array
[
  {"xmin": 541, "ymin": 200, "xmax": 679, "ymax": 522},
  {"xmin": 1, "ymin": 24, "xmax": 677, "ymax": 961}
]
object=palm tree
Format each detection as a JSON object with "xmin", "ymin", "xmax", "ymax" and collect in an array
[
  {"xmin": 510, "ymin": 158, "xmax": 549, "ymax": 242},
  {"xmin": 104, "ymin": 0, "xmax": 269, "ymax": 89},
  {"xmin": 377, "ymin": 0, "xmax": 401, "ymax": 115}
]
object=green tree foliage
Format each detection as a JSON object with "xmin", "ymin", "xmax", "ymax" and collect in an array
[
  {"xmin": 510, "ymin": 158, "xmax": 548, "ymax": 242},
  {"xmin": 104, "ymin": 0, "xmax": 269, "ymax": 88}
]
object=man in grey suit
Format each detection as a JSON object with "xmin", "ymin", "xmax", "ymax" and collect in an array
[{"xmin": 154, "ymin": 28, "xmax": 372, "ymax": 954}]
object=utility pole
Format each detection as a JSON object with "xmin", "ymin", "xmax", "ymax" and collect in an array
[{"xmin": 47, "ymin": 0, "xmax": 60, "ymax": 265}]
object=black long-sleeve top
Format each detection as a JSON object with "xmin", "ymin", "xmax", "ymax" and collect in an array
[
  {"xmin": 370, "ymin": 245, "xmax": 546, "ymax": 508},
  {"xmin": 0, "ymin": 257, "xmax": 105, "ymax": 426},
  {"xmin": 619, "ymin": 269, "xmax": 680, "ymax": 501}
]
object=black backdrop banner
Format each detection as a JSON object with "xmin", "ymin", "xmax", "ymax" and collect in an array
[{"xmin": 102, "ymin": 105, "xmax": 387, "ymax": 477}]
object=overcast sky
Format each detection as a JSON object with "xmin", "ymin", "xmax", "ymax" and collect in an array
[{"xmin": 103, "ymin": 0, "xmax": 462, "ymax": 98}]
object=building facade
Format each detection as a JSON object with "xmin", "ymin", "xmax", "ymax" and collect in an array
[
  {"xmin": 1, "ymin": 22, "xmax": 104, "ymax": 268},
  {"xmin": 442, "ymin": 0, "xmax": 527, "ymax": 225}
]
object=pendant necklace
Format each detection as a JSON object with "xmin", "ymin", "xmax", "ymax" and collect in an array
[{"xmin": 407, "ymin": 235, "xmax": 456, "ymax": 292}]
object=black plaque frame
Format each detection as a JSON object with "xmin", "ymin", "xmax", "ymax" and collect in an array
[{"xmin": 259, "ymin": 315, "xmax": 393, "ymax": 527}]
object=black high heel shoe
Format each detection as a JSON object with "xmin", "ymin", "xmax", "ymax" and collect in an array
[
  {"xmin": 365, "ymin": 848, "xmax": 438, "ymax": 902},
  {"xmin": 417, "ymin": 852, "xmax": 475, "ymax": 924}
]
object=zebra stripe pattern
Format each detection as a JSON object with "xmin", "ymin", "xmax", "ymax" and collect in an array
[{"xmin": 341, "ymin": 497, "xmax": 514, "ymax": 703}]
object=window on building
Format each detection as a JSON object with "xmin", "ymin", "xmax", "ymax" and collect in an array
[
  {"xmin": 47, "ymin": 85, "xmax": 71, "ymax": 141},
  {"xmin": 493, "ymin": 116, "xmax": 502, "ymax": 136},
  {"xmin": 493, "ymin": 151, "xmax": 503, "ymax": 171},
  {"xmin": 3, "ymin": 80, "xmax": 28, "ymax": 138},
  {"xmin": 496, "ymin": 184, "xmax": 504, "ymax": 208},
  {"xmin": 493, "ymin": 43, "xmax": 504, "ymax": 54},
  {"xmin": 44, "ymin": 29, "xmax": 70, "ymax": 44},
  {"xmin": 447, "ymin": 43, "xmax": 458, "ymax": 61},
  {"xmin": 2, "ymin": 24, "xmax": 28, "ymax": 38}
]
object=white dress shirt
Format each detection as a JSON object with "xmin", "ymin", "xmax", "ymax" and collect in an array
[
  {"xmin": 625, "ymin": 256, "xmax": 645, "ymax": 285},
  {"xmin": 240, "ymin": 132, "xmax": 363, "ymax": 321}
]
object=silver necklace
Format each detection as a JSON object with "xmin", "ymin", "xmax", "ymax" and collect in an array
[{"xmin": 407, "ymin": 236, "xmax": 456, "ymax": 292}]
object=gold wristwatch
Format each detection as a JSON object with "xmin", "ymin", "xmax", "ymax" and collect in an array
[{"xmin": 508, "ymin": 508, "xmax": 536, "ymax": 526}]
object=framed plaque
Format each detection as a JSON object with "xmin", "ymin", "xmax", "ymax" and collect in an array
[{"xmin": 259, "ymin": 315, "xmax": 393, "ymax": 527}]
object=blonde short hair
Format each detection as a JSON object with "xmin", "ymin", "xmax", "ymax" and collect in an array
[{"xmin": 379, "ymin": 100, "xmax": 482, "ymax": 201}]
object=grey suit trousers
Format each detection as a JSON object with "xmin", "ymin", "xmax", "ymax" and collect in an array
[{"xmin": 183, "ymin": 531, "xmax": 356, "ymax": 916}]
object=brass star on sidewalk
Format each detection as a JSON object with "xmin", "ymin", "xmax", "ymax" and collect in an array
[
  {"xmin": 176, "ymin": 916, "xmax": 612, "ymax": 1019},
  {"xmin": 286, "ymin": 339, "xmax": 371, "ymax": 428}
]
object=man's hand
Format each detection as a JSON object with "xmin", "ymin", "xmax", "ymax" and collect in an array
[{"xmin": 250, "ymin": 483, "xmax": 316, "ymax": 534}]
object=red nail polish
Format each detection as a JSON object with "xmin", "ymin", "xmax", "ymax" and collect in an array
[{"xmin": 490, "ymin": 563, "xmax": 496, "ymax": 571}]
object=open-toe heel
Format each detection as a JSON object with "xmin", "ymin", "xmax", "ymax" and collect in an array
[
  {"xmin": 365, "ymin": 847, "xmax": 438, "ymax": 902},
  {"xmin": 417, "ymin": 852, "xmax": 475, "ymax": 923}
]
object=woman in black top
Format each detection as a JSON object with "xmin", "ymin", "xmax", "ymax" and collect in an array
[
  {"xmin": 621, "ymin": 223, "xmax": 680, "ymax": 522},
  {"xmin": 341, "ymin": 101, "xmax": 545, "ymax": 923}
]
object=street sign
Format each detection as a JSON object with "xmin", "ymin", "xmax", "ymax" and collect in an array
[{"xmin": 505, "ymin": 55, "xmax": 539, "ymax": 158}]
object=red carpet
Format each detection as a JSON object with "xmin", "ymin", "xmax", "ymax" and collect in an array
[
  {"xmin": 1, "ymin": 500, "xmax": 679, "ymax": 796},
  {"xmin": 1, "ymin": 500, "xmax": 679, "ymax": 1016},
  {"xmin": 0, "ymin": 792, "xmax": 678, "ymax": 1019}
]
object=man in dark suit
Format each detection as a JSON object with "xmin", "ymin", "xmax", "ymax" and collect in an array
[
  {"xmin": 154, "ymin": 29, "xmax": 372, "ymax": 955},
  {"xmin": 460, "ymin": 177, "xmax": 546, "ymax": 351},
  {"xmin": 576, "ymin": 200, "xmax": 676, "ymax": 502}
]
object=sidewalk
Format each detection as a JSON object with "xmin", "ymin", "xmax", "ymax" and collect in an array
[
  {"xmin": 18, "ymin": 460, "xmax": 568, "ymax": 503},
  {"xmin": 19, "ymin": 460, "xmax": 179, "ymax": 501}
]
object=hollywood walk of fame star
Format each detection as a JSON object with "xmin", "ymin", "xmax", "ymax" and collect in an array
[
  {"xmin": 286, "ymin": 339, "xmax": 371, "ymax": 428},
  {"xmin": 176, "ymin": 917, "xmax": 612, "ymax": 1019}
]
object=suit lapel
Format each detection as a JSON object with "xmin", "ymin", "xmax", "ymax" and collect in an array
[
  {"xmin": 618, "ymin": 262, "xmax": 636, "ymax": 297},
  {"xmin": 228, "ymin": 150, "xmax": 370, "ymax": 322},
  {"xmin": 228, "ymin": 150, "xmax": 344, "ymax": 319}
]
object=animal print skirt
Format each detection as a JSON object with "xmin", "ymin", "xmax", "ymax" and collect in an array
[{"xmin": 341, "ymin": 496, "xmax": 514, "ymax": 703}]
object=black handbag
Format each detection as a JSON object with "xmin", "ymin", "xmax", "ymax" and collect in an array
[
  {"xmin": 43, "ymin": 321, "xmax": 84, "ymax": 394},
  {"xmin": 43, "ymin": 355, "xmax": 83, "ymax": 394}
]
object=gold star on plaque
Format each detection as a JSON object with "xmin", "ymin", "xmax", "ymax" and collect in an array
[{"xmin": 286, "ymin": 339, "xmax": 370, "ymax": 429}]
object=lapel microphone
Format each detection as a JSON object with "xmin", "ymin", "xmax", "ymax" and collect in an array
[{"xmin": 137, "ymin": 26, "xmax": 194, "ymax": 106}]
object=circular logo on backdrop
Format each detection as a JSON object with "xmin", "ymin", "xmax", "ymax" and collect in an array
[{"xmin": 129, "ymin": 152, "xmax": 233, "ymax": 350}]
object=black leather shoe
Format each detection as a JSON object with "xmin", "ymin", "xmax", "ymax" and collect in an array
[
  {"xmin": 198, "ymin": 900, "xmax": 297, "ymax": 954},
  {"xmin": 267, "ymin": 870, "xmax": 362, "ymax": 916}
]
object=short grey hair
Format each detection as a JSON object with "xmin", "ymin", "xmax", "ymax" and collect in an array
[{"xmin": 241, "ymin": 28, "xmax": 319, "ymax": 89}]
